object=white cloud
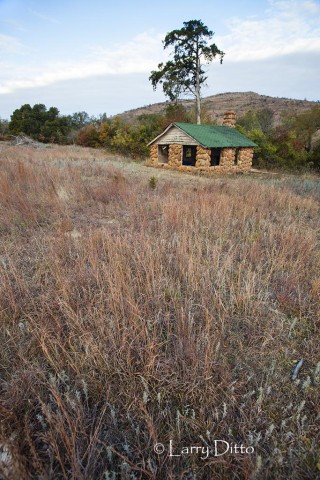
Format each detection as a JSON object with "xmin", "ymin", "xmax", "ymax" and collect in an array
[
  {"xmin": 216, "ymin": 0, "xmax": 320, "ymax": 61},
  {"xmin": 89, "ymin": 32, "xmax": 166, "ymax": 74},
  {"xmin": 0, "ymin": 32, "xmax": 165, "ymax": 94},
  {"xmin": 0, "ymin": 0, "xmax": 319, "ymax": 96}
]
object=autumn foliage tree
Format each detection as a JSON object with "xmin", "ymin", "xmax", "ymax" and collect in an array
[{"xmin": 237, "ymin": 107, "xmax": 320, "ymax": 170}]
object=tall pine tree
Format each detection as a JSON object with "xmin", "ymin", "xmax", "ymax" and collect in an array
[{"xmin": 150, "ymin": 20, "xmax": 224, "ymax": 124}]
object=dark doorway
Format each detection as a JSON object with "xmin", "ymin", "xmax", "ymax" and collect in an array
[
  {"xmin": 182, "ymin": 145, "xmax": 197, "ymax": 166},
  {"xmin": 210, "ymin": 148, "xmax": 221, "ymax": 166},
  {"xmin": 158, "ymin": 145, "xmax": 169, "ymax": 163}
]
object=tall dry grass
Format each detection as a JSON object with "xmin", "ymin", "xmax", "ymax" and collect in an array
[{"xmin": 0, "ymin": 145, "xmax": 319, "ymax": 479}]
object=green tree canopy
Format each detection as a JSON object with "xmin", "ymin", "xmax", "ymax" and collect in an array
[
  {"xmin": 237, "ymin": 109, "xmax": 275, "ymax": 134},
  {"xmin": 9, "ymin": 104, "xmax": 60, "ymax": 137},
  {"xmin": 288, "ymin": 106, "xmax": 320, "ymax": 152},
  {"xmin": 150, "ymin": 19, "xmax": 224, "ymax": 124},
  {"xmin": 8, "ymin": 104, "xmax": 93, "ymax": 143}
]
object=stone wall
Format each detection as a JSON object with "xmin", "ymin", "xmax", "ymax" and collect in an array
[
  {"xmin": 220, "ymin": 148, "xmax": 236, "ymax": 168},
  {"xmin": 236, "ymin": 147, "xmax": 254, "ymax": 172},
  {"xmin": 147, "ymin": 144, "xmax": 254, "ymax": 174},
  {"xmin": 168, "ymin": 144, "xmax": 182, "ymax": 167},
  {"xmin": 195, "ymin": 145, "xmax": 211, "ymax": 167},
  {"xmin": 148, "ymin": 144, "xmax": 158, "ymax": 165}
]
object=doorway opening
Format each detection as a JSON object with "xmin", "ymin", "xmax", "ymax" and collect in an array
[
  {"xmin": 210, "ymin": 148, "xmax": 221, "ymax": 166},
  {"xmin": 158, "ymin": 145, "xmax": 169, "ymax": 163}
]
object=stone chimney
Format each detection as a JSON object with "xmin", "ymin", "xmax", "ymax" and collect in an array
[{"xmin": 223, "ymin": 111, "xmax": 236, "ymax": 128}]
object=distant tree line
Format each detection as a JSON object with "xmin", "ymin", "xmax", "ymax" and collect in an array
[
  {"xmin": 4, "ymin": 104, "xmax": 95, "ymax": 144},
  {"xmin": 1, "ymin": 102, "xmax": 319, "ymax": 171},
  {"xmin": 1, "ymin": 102, "xmax": 194, "ymax": 158}
]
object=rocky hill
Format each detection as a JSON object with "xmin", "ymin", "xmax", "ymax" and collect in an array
[{"xmin": 118, "ymin": 91, "xmax": 319, "ymax": 125}]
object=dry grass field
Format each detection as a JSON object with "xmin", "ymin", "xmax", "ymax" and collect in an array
[{"xmin": 0, "ymin": 143, "xmax": 319, "ymax": 479}]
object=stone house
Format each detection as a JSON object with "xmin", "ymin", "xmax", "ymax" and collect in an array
[{"xmin": 147, "ymin": 112, "xmax": 256, "ymax": 174}]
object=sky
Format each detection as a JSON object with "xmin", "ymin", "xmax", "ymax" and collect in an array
[{"xmin": 0, "ymin": 0, "xmax": 320, "ymax": 119}]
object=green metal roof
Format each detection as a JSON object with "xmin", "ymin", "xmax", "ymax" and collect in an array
[{"xmin": 174, "ymin": 122, "xmax": 257, "ymax": 148}]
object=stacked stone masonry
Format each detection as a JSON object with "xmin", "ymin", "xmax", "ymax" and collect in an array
[
  {"xmin": 236, "ymin": 148, "xmax": 254, "ymax": 172},
  {"xmin": 220, "ymin": 148, "xmax": 236, "ymax": 169},
  {"xmin": 147, "ymin": 144, "xmax": 254, "ymax": 174},
  {"xmin": 149, "ymin": 144, "xmax": 158, "ymax": 166},
  {"xmin": 222, "ymin": 111, "xmax": 237, "ymax": 128},
  {"xmin": 196, "ymin": 146, "xmax": 211, "ymax": 167},
  {"xmin": 168, "ymin": 144, "xmax": 182, "ymax": 167}
]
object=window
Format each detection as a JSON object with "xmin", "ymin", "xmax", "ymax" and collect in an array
[
  {"xmin": 185, "ymin": 147, "xmax": 192, "ymax": 158},
  {"xmin": 182, "ymin": 146, "xmax": 197, "ymax": 166}
]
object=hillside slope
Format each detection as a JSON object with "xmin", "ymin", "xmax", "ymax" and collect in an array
[{"xmin": 118, "ymin": 91, "xmax": 319, "ymax": 124}]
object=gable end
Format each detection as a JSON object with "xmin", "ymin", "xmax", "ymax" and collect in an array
[{"xmin": 148, "ymin": 124, "xmax": 200, "ymax": 147}]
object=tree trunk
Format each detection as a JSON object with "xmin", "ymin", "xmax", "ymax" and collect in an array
[{"xmin": 196, "ymin": 45, "xmax": 201, "ymax": 125}]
